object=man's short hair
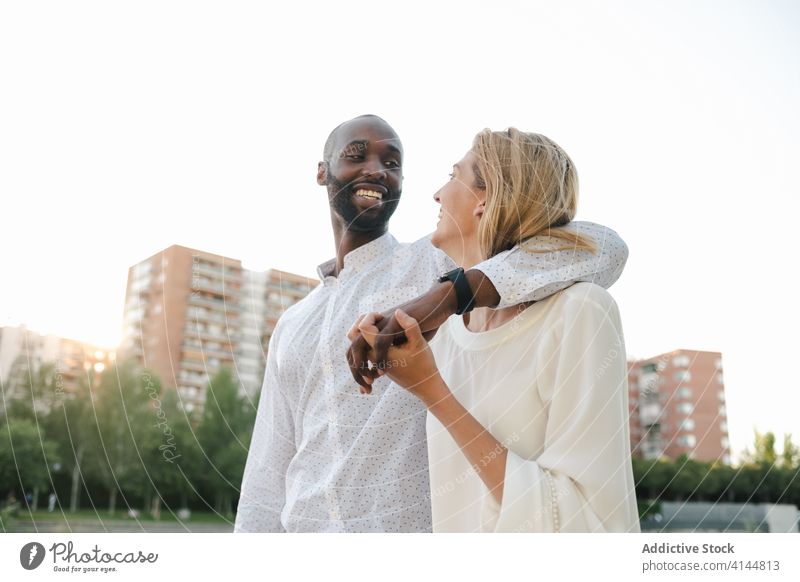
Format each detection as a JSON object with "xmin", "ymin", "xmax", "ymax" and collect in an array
[{"xmin": 322, "ymin": 114, "xmax": 392, "ymax": 164}]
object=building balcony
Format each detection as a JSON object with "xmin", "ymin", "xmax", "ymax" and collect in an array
[
  {"xmin": 180, "ymin": 359, "xmax": 208, "ymax": 373},
  {"xmin": 203, "ymin": 348, "xmax": 236, "ymax": 361},
  {"xmin": 192, "ymin": 279, "xmax": 242, "ymax": 298},
  {"xmin": 180, "ymin": 375, "xmax": 208, "ymax": 388},
  {"xmin": 639, "ymin": 402, "xmax": 662, "ymax": 426},
  {"xmin": 187, "ymin": 294, "xmax": 241, "ymax": 313},
  {"xmin": 641, "ymin": 441, "xmax": 663, "ymax": 460},
  {"xmin": 194, "ymin": 264, "xmax": 242, "ymax": 282},
  {"xmin": 186, "ymin": 307, "xmax": 239, "ymax": 326},
  {"xmin": 183, "ymin": 326, "xmax": 239, "ymax": 343},
  {"xmin": 182, "ymin": 347, "xmax": 235, "ymax": 365}
]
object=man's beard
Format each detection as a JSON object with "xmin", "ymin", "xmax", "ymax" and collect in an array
[{"xmin": 328, "ymin": 176, "xmax": 400, "ymax": 232}]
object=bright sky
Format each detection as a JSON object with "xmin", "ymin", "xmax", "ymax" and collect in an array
[{"xmin": 1, "ymin": 1, "xmax": 798, "ymax": 460}]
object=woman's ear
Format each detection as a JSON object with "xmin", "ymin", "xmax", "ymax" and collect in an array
[{"xmin": 474, "ymin": 201, "xmax": 486, "ymax": 220}]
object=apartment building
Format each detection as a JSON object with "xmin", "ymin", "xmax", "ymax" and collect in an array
[
  {"xmin": 628, "ymin": 349, "xmax": 730, "ymax": 464},
  {"xmin": 0, "ymin": 325, "xmax": 114, "ymax": 403},
  {"xmin": 119, "ymin": 245, "xmax": 316, "ymax": 412}
]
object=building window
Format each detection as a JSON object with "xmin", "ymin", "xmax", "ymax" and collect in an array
[
  {"xmin": 680, "ymin": 419, "xmax": 695, "ymax": 431},
  {"xmin": 677, "ymin": 402, "xmax": 694, "ymax": 415},
  {"xmin": 133, "ymin": 261, "xmax": 152, "ymax": 277},
  {"xmin": 715, "ymin": 358, "xmax": 723, "ymax": 370},
  {"xmin": 677, "ymin": 434, "xmax": 696, "ymax": 447},
  {"xmin": 721, "ymin": 437, "xmax": 730, "ymax": 448},
  {"xmin": 126, "ymin": 307, "xmax": 145, "ymax": 321},
  {"xmin": 640, "ymin": 373, "xmax": 659, "ymax": 394},
  {"xmin": 678, "ymin": 387, "xmax": 693, "ymax": 399},
  {"xmin": 672, "ymin": 354, "xmax": 690, "ymax": 367},
  {"xmin": 718, "ymin": 405, "xmax": 727, "ymax": 417},
  {"xmin": 718, "ymin": 390, "xmax": 725, "ymax": 402},
  {"xmin": 717, "ymin": 373, "xmax": 724, "ymax": 384},
  {"xmin": 675, "ymin": 370, "xmax": 691, "ymax": 382},
  {"xmin": 720, "ymin": 421, "xmax": 728, "ymax": 432},
  {"xmin": 131, "ymin": 276, "xmax": 151, "ymax": 293}
]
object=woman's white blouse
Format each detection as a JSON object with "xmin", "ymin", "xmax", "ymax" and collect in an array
[{"xmin": 427, "ymin": 282, "xmax": 640, "ymax": 532}]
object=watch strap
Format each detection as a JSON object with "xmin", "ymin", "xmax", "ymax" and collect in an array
[{"xmin": 438, "ymin": 267, "xmax": 476, "ymax": 315}]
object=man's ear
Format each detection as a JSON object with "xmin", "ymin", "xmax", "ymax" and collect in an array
[{"xmin": 317, "ymin": 161, "xmax": 328, "ymax": 186}]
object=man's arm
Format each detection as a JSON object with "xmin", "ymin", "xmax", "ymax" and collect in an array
[
  {"xmin": 347, "ymin": 221, "xmax": 628, "ymax": 390},
  {"xmin": 234, "ymin": 331, "xmax": 295, "ymax": 532},
  {"xmin": 472, "ymin": 221, "xmax": 628, "ymax": 308}
]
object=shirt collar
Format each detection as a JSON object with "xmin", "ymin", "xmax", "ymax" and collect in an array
[{"xmin": 316, "ymin": 232, "xmax": 398, "ymax": 279}]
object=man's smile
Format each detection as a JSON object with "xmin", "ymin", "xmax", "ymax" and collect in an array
[
  {"xmin": 351, "ymin": 181, "xmax": 387, "ymax": 196},
  {"xmin": 354, "ymin": 189, "xmax": 383, "ymax": 201},
  {"xmin": 347, "ymin": 182, "xmax": 391, "ymax": 210}
]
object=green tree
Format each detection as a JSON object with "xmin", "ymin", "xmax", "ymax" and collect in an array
[
  {"xmin": 1, "ymin": 361, "xmax": 67, "ymax": 510},
  {"xmin": 88, "ymin": 361, "xmax": 157, "ymax": 514},
  {"xmin": 2, "ymin": 360, "xmax": 61, "ymax": 424},
  {"xmin": 781, "ymin": 434, "xmax": 799, "ymax": 468},
  {"xmin": 633, "ymin": 457, "xmax": 673, "ymax": 501},
  {"xmin": 709, "ymin": 462, "xmax": 737, "ymax": 503},
  {"xmin": 136, "ymin": 386, "xmax": 200, "ymax": 519},
  {"xmin": 742, "ymin": 429, "xmax": 778, "ymax": 466},
  {"xmin": 694, "ymin": 460, "xmax": 727, "ymax": 501},
  {"xmin": 195, "ymin": 368, "xmax": 255, "ymax": 516},
  {"xmin": 668, "ymin": 454, "xmax": 709, "ymax": 501},
  {"xmin": 47, "ymin": 372, "xmax": 101, "ymax": 512},
  {"xmin": 0, "ymin": 419, "xmax": 59, "ymax": 509}
]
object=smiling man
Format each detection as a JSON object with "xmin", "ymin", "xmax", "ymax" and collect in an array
[{"xmin": 234, "ymin": 114, "xmax": 628, "ymax": 532}]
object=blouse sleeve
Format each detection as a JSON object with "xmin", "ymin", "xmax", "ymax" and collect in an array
[
  {"xmin": 487, "ymin": 285, "xmax": 640, "ymax": 532},
  {"xmin": 472, "ymin": 221, "xmax": 629, "ymax": 309}
]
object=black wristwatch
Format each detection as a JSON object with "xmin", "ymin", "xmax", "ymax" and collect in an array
[{"xmin": 438, "ymin": 267, "xmax": 476, "ymax": 315}]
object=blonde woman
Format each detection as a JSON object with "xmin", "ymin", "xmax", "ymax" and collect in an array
[{"xmin": 352, "ymin": 129, "xmax": 640, "ymax": 532}]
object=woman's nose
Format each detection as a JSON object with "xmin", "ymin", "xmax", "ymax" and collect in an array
[{"xmin": 433, "ymin": 188, "xmax": 441, "ymax": 203}]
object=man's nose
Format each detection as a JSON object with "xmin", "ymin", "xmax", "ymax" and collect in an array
[{"xmin": 361, "ymin": 158, "xmax": 387, "ymax": 181}]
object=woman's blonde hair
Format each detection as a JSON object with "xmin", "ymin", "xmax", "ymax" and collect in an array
[{"xmin": 472, "ymin": 128, "xmax": 597, "ymax": 259}]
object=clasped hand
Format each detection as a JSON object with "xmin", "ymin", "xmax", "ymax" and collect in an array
[
  {"xmin": 346, "ymin": 309, "xmax": 443, "ymax": 402},
  {"xmin": 345, "ymin": 281, "xmax": 457, "ymax": 392}
]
